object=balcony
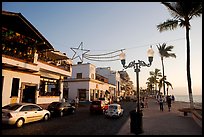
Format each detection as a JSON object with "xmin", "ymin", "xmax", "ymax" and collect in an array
[{"xmin": 2, "ymin": 27, "xmax": 72, "ymax": 75}]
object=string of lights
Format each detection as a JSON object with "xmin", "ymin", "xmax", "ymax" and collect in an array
[
  {"xmin": 83, "ymin": 56, "xmax": 121, "ymax": 62},
  {"xmin": 84, "ymin": 49, "xmax": 125, "ymax": 57},
  {"xmin": 49, "ymin": 37, "xmax": 185, "ymax": 62},
  {"xmin": 83, "ymin": 48, "xmax": 125, "ymax": 62},
  {"xmin": 84, "ymin": 54, "xmax": 120, "ymax": 59}
]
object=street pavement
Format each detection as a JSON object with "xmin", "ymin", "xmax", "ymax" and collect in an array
[{"xmin": 117, "ymin": 98, "xmax": 202, "ymax": 135}]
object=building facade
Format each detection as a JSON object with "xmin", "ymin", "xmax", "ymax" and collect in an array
[
  {"xmin": 2, "ymin": 11, "xmax": 72, "ymax": 107},
  {"xmin": 96, "ymin": 67, "xmax": 121, "ymax": 98},
  {"xmin": 65, "ymin": 63, "xmax": 116, "ymax": 102}
]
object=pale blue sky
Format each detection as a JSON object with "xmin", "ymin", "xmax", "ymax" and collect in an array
[{"xmin": 2, "ymin": 2, "xmax": 202, "ymax": 95}]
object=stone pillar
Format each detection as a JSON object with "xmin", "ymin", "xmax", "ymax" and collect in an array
[
  {"xmin": 33, "ymin": 50, "xmax": 38, "ymax": 64},
  {"xmin": 59, "ymin": 78, "xmax": 63, "ymax": 101}
]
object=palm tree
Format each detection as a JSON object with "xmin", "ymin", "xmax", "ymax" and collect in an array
[
  {"xmin": 158, "ymin": 76, "xmax": 173, "ymax": 96},
  {"xmin": 165, "ymin": 81, "xmax": 173, "ymax": 96},
  {"xmin": 149, "ymin": 68, "xmax": 162, "ymax": 92},
  {"xmin": 156, "ymin": 43, "xmax": 176, "ymax": 96},
  {"xmin": 146, "ymin": 76, "xmax": 155, "ymax": 95},
  {"xmin": 157, "ymin": 1, "xmax": 202, "ymax": 109}
]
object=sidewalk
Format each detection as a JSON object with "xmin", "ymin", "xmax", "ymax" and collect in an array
[{"xmin": 117, "ymin": 98, "xmax": 202, "ymax": 135}]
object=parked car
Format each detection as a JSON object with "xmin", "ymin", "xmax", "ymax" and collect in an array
[
  {"xmin": 66, "ymin": 98, "xmax": 76, "ymax": 106},
  {"xmin": 99, "ymin": 97, "xmax": 109, "ymax": 105},
  {"xmin": 47, "ymin": 101, "xmax": 76, "ymax": 117},
  {"xmin": 104, "ymin": 103, "xmax": 124, "ymax": 118},
  {"xmin": 90, "ymin": 100, "xmax": 108, "ymax": 114},
  {"xmin": 2, "ymin": 103, "xmax": 50, "ymax": 128}
]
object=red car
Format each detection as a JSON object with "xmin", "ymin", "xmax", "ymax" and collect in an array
[{"xmin": 90, "ymin": 100, "xmax": 108, "ymax": 114}]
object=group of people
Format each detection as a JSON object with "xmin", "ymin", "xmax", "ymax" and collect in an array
[{"xmin": 158, "ymin": 95, "xmax": 175, "ymax": 112}]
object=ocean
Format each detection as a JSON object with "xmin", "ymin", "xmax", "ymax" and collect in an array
[{"xmin": 174, "ymin": 95, "xmax": 202, "ymax": 103}]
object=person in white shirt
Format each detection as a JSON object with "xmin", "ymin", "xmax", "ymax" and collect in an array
[
  {"xmin": 159, "ymin": 96, "xmax": 164, "ymax": 111},
  {"xmin": 75, "ymin": 97, "xmax": 79, "ymax": 108}
]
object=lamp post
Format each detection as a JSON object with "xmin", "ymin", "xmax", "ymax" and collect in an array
[{"xmin": 119, "ymin": 46, "xmax": 154, "ymax": 134}]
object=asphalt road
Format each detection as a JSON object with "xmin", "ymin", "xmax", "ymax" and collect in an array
[{"xmin": 2, "ymin": 101, "xmax": 137, "ymax": 135}]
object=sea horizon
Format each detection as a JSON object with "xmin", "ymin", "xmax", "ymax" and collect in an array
[{"xmin": 174, "ymin": 94, "xmax": 202, "ymax": 103}]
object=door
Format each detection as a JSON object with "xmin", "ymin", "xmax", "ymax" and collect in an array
[{"xmin": 22, "ymin": 85, "xmax": 37, "ymax": 103}]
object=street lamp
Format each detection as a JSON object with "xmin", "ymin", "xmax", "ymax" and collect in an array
[{"xmin": 119, "ymin": 46, "xmax": 154, "ymax": 134}]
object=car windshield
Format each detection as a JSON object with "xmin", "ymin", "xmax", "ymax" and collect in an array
[
  {"xmin": 2, "ymin": 104, "xmax": 22, "ymax": 110},
  {"xmin": 109, "ymin": 105, "xmax": 117, "ymax": 110},
  {"xmin": 49, "ymin": 102, "xmax": 61, "ymax": 107}
]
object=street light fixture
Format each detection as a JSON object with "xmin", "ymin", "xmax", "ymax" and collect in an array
[{"xmin": 119, "ymin": 46, "xmax": 154, "ymax": 134}]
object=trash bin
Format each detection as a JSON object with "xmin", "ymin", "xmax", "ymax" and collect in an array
[{"xmin": 129, "ymin": 110, "xmax": 143, "ymax": 134}]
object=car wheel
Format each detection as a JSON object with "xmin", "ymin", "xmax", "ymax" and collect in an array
[
  {"xmin": 60, "ymin": 111, "xmax": 64, "ymax": 117},
  {"xmin": 44, "ymin": 114, "xmax": 49, "ymax": 121},
  {"xmin": 16, "ymin": 118, "xmax": 24, "ymax": 128}
]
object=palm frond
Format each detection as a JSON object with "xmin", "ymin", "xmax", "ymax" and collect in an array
[
  {"xmin": 157, "ymin": 19, "xmax": 179, "ymax": 32},
  {"xmin": 165, "ymin": 53, "xmax": 176, "ymax": 58},
  {"xmin": 161, "ymin": 2, "xmax": 182, "ymax": 19},
  {"xmin": 165, "ymin": 81, "xmax": 173, "ymax": 89},
  {"xmin": 165, "ymin": 45, "xmax": 174, "ymax": 51}
]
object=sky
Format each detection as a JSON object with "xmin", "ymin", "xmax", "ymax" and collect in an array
[{"xmin": 2, "ymin": 2, "xmax": 202, "ymax": 96}]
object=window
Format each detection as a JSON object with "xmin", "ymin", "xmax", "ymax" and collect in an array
[
  {"xmin": 76, "ymin": 73, "xmax": 82, "ymax": 79},
  {"xmin": 21, "ymin": 105, "xmax": 33, "ymax": 111},
  {"xmin": 11, "ymin": 78, "xmax": 20, "ymax": 97},
  {"xmin": 39, "ymin": 78, "xmax": 60, "ymax": 96},
  {"xmin": 78, "ymin": 89, "xmax": 86, "ymax": 101}
]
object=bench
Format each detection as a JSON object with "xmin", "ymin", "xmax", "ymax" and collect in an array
[{"xmin": 178, "ymin": 108, "xmax": 192, "ymax": 116}]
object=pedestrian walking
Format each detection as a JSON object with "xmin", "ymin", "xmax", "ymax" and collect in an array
[
  {"xmin": 159, "ymin": 96, "xmax": 164, "ymax": 111},
  {"xmin": 75, "ymin": 96, "xmax": 79, "ymax": 108},
  {"xmin": 140, "ymin": 97, "xmax": 144, "ymax": 108},
  {"xmin": 171, "ymin": 95, "xmax": 175, "ymax": 102},
  {"xmin": 167, "ymin": 95, "xmax": 172, "ymax": 112},
  {"xmin": 144, "ymin": 97, "xmax": 148, "ymax": 108}
]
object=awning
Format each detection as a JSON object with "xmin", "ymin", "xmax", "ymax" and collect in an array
[{"xmin": 46, "ymin": 50, "xmax": 69, "ymax": 60}]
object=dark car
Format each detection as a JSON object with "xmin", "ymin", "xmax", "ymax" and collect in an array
[
  {"xmin": 47, "ymin": 101, "xmax": 76, "ymax": 117},
  {"xmin": 90, "ymin": 100, "xmax": 108, "ymax": 114}
]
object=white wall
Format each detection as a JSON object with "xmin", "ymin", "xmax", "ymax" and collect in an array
[
  {"xmin": 2, "ymin": 69, "xmax": 40, "ymax": 106},
  {"xmin": 68, "ymin": 81, "xmax": 89, "ymax": 100},
  {"xmin": 72, "ymin": 63, "xmax": 95, "ymax": 79}
]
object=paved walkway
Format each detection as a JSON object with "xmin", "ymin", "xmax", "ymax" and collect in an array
[{"xmin": 117, "ymin": 98, "xmax": 202, "ymax": 135}]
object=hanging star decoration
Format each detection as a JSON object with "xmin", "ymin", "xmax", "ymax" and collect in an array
[{"xmin": 70, "ymin": 42, "xmax": 90, "ymax": 63}]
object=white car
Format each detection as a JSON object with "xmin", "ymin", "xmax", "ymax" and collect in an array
[
  {"xmin": 104, "ymin": 103, "xmax": 124, "ymax": 118},
  {"xmin": 2, "ymin": 103, "xmax": 51, "ymax": 128}
]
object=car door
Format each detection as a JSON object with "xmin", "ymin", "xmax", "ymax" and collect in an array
[
  {"xmin": 20, "ymin": 105, "xmax": 38, "ymax": 123},
  {"xmin": 30, "ymin": 105, "xmax": 44, "ymax": 121}
]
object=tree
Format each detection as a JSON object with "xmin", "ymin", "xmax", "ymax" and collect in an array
[
  {"xmin": 149, "ymin": 68, "xmax": 162, "ymax": 92},
  {"xmin": 158, "ymin": 76, "xmax": 173, "ymax": 96},
  {"xmin": 165, "ymin": 81, "xmax": 173, "ymax": 96},
  {"xmin": 156, "ymin": 43, "xmax": 176, "ymax": 96},
  {"xmin": 157, "ymin": 1, "xmax": 202, "ymax": 109},
  {"xmin": 146, "ymin": 76, "xmax": 155, "ymax": 95}
]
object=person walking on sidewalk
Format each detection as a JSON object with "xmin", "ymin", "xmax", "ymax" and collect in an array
[
  {"xmin": 159, "ymin": 95, "xmax": 164, "ymax": 111},
  {"xmin": 144, "ymin": 97, "xmax": 148, "ymax": 108},
  {"xmin": 75, "ymin": 96, "xmax": 79, "ymax": 108},
  {"xmin": 167, "ymin": 95, "xmax": 172, "ymax": 112}
]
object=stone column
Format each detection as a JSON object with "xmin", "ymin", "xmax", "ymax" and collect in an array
[{"xmin": 59, "ymin": 78, "xmax": 63, "ymax": 102}]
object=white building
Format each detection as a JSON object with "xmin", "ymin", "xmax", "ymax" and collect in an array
[
  {"xmin": 96, "ymin": 67, "xmax": 121, "ymax": 97},
  {"xmin": 66, "ymin": 63, "xmax": 116, "ymax": 102},
  {"xmin": 2, "ymin": 11, "xmax": 72, "ymax": 107}
]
